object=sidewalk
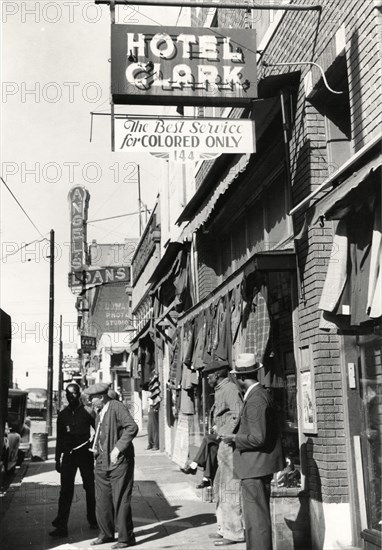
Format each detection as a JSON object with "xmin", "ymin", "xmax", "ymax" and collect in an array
[{"xmin": 0, "ymin": 427, "xmax": 246, "ymax": 550}]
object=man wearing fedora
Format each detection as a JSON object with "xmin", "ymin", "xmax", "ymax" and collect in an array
[
  {"xmin": 204, "ymin": 360, "xmax": 245, "ymax": 546},
  {"xmin": 222, "ymin": 353, "xmax": 284, "ymax": 550},
  {"xmin": 84, "ymin": 382, "xmax": 139, "ymax": 549}
]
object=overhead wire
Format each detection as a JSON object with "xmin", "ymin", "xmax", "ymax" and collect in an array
[
  {"xmin": 0, "ymin": 236, "xmax": 50, "ymax": 262},
  {"xmin": 1, "ymin": 176, "xmax": 46, "ymax": 239}
]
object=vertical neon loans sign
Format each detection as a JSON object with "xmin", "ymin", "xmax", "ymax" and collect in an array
[
  {"xmin": 111, "ymin": 25, "xmax": 257, "ymax": 106},
  {"xmin": 68, "ymin": 186, "xmax": 90, "ymax": 274}
]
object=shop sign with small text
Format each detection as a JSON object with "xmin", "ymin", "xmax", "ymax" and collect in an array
[
  {"xmin": 111, "ymin": 25, "xmax": 257, "ymax": 106},
  {"xmin": 115, "ymin": 117, "xmax": 256, "ymax": 162},
  {"xmin": 68, "ymin": 266, "xmax": 131, "ymax": 288},
  {"xmin": 81, "ymin": 335, "xmax": 97, "ymax": 351}
]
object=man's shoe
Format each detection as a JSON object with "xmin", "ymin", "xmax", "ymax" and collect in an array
[
  {"xmin": 196, "ymin": 479, "xmax": 211, "ymax": 489},
  {"xmin": 49, "ymin": 528, "xmax": 68, "ymax": 538},
  {"xmin": 208, "ymin": 533, "xmax": 223, "ymax": 539},
  {"xmin": 180, "ymin": 465, "xmax": 197, "ymax": 475},
  {"xmin": 90, "ymin": 537, "xmax": 115, "ymax": 545},
  {"xmin": 111, "ymin": 541, "xmax": 136, "ymax": 549},
  {"xmin": 146, "ymin": 445, "xmax": 153, "ymax": 450},
  {"xmin": 151, "ymin": 447, "xmax": 159, "ymax": 451},
  {"xmin": 214, "ymin": 539, "xmax": 243, "ymax": 546}
]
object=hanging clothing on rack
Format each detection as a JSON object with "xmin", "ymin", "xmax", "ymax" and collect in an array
[{"xmin": 244, "ymin": 285, "xmax": 271, "ymax": 363}]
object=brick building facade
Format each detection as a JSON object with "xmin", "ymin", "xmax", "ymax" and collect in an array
[{"xmin": 132, "ymin": 2, "xmax": 381, "ymax": 549}]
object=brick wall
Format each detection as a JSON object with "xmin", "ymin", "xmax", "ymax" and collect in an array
[{"xmin": 192, "ymin": 0, "xmax": 381, "ymax": 506}]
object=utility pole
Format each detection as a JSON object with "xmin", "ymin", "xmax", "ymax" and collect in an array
[
  {"xmin": 137, "ymin": 165, "xmax": 142, "ymax": 236},
  {"xmin": 57, "ymin": 314, "xmax": 63, "ymax": 412},
  {"xmin": 46, "ymin": 229, "xmax": 54, "ymax": 436}
]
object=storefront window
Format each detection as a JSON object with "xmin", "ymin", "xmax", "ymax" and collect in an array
[{"xmin": 359, "ymin": 334, "xmax": 382, "ymax": 532}]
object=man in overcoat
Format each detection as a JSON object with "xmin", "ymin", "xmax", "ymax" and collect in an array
[
  {"xmin": 222, "ymin": 353, "xmax": 284, "ymax": 550},
  {"xmin": 84, "ymin": 383, "xmax": 139, "ymax": 549},
  {"xmin": 205, "ymin": 360, "xmax": 245, "ymax": 546}
]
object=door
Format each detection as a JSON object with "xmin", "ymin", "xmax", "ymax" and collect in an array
[{"xmin": 343, "ymin": 333, "xmax": 382, "ymax": 549}]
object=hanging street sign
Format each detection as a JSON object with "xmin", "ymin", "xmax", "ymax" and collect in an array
[
  {"xmin": 68, "ymin": 266, "xmax": 131, "ymax": 289},
  {"xmin": 68, "ymin": 186, "xmax": 90, "ymax": 275},
  {"xmin": 81, "ymin": 335, "xmax": 97, "ymax": 351},
  {"xmin": 111, "ymin": 25, "xmax": 257, "ymax": 106},
  {"xmin": 115, "ymin": 117, "xmax": 256, "ymax": 162}
]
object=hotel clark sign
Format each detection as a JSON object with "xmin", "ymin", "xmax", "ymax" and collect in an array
[
  {"xmin": 111, "ymin": 25, "xmax": 257, "ymax": 106},
  {"xmin": 68, "ymin": 186, "xmax": 90, "ymax": 274},
  {"xmin": 115, "ymin": 117, "xmax": 256, "ymax": 162}
]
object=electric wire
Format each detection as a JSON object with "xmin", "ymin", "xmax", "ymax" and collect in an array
[{"xmin": 1, "ymin": 176, "xmax": 46, "ymax": 239}]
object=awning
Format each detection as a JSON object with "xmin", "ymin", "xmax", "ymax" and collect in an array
[
  {"xmin": 176, "ymin": 71, "xmax": 301, "ymax": 235},
  {"xmin": 147, "ymin": 241, "xmax": 183, "ymax": 288},
  {"xmin": 96, "ymin": 332, "xmax": 131, "ymax": 354},
  {"xmin": 129, "ymin": 320, "xmax": 152, "ymax": 347},
  {"xmin": 309, "ymin": 152, "xmax": 382, "ymax": 223},
  {"xmin": 179, "ymin": 153, "xmax": 252, "ymax": 240},
  {"xmin": 290, "ymin": 133, "xmax": 382, "ymax": 216}
]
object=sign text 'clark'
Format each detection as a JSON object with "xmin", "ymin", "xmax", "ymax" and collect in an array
[{"xmin": 111, "ymin": 25, "xmax": 257, "ymax": 106}]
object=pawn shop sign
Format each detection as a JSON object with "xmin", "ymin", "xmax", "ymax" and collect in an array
[{"xmin": 111, "ymin": 25, "xmax": 257, "ymax": 106}]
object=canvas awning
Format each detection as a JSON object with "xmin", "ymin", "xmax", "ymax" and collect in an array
[{"xmin": 309, "ymin": 153, "xmax": 382, "ymax": 222}]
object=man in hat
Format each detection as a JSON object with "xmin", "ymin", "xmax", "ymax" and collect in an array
[
  {"xmin": 222, "ymin": 353, "xmax": 284, "ymax": 550},
  {"xmin": 84, "ymin": 382, "xmax": 139, "ymax": 549},
  {"xmin": 204, "ymin": 360, "xmax": 245, "ymax": 546},
  {"xmin": 49, "ymin": 383, "xmax": 97, "ymax": 538}
]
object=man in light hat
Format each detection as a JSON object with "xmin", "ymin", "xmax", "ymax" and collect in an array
[
  {"xmin": 84, "ymin": 382, "xmax": 139, "ymax": 549},
  {"xmin": 222, "ymin": 353, "xmax": 284, "ymax": 550},
  {"xmin": 204, "ymin": 360, "xmax": 245, "ymax": 546}
]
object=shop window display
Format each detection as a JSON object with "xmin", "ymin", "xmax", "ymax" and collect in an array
[{"xmin": 359, "ymin": 334, "xmax": 382, "ymax": 533}]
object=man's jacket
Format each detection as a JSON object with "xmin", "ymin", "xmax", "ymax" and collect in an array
[
  {"xmin": 233, "ymin": 384, "xmax": 284, "ymax": 479},
  {"xmin": 96, "ymin": 399, "xmax": 138, "ymax": 471}
]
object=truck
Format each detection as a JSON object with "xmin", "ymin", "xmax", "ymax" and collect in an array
[{"xmin": 25, "ymin": 388, "xmax": 48, "ymax": 420}]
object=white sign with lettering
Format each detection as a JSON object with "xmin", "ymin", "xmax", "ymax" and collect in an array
[{"xmin": 115, "ymin": 117, "xmax": 256, "ymax": 162}]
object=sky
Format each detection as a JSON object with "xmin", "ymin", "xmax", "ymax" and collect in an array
[{"xmin": 1, "ymin": 1, "xmax": 181, "ymax": 389}]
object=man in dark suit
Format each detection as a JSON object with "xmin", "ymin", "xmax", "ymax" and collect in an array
[
  {"xmin": 84, "ymin": 383, "xmax": 139, "ymax": 549},
  {"xmin": 50, "ymin": 383, "xmax": 97, "ymax": 538},
  {"xmin": 221, "ymin": 353, "xmax": 284, "ymax": 550}
]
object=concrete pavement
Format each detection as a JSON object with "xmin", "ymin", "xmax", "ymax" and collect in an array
[{"xmin": 0, "ymin": 425, "xmax": 246, "ymax": 550}]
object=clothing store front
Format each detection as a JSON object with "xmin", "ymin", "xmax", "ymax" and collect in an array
[
  {"xmin": 308, "ymin": 143, "xmax": 382, "ymax": 550},
  {"xmin": 174, "ymin": 254, "xmax": 299, "ymax": 468}
]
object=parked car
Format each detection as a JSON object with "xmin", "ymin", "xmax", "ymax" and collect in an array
[
  {"xmin": 1, "ymin": 422, "xmax": 20, "ymax": 474},
  {"xmin": 7, "ymin": 389, "xmax": 31, "ymax": 465}
]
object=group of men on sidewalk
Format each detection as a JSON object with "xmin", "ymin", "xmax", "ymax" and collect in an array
[
  {"xmin": 49, "ymin": 352, "xmax": 284, "ymax": 550},
  {"xmin": 50, "ymin": 382, "xmax": 138, "ymax": 549}
]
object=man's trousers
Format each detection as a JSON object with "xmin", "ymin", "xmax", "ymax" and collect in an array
[
  {"xmin": 55, "ymin": 447, "xmax": 96, "ymax": 529},
  {"xmin": 95, "ymin": 455, "xmax": 135, "ymax": 544},
  {"xmin": 214, "ymin": 442, "xmax": 245, "ymax": 541},
  {"xmin": 193, "ymin": 433, "xmax": 219, "ymax": 481},
  {"xmin": 241, "ymin": 475, "xmax": 273, "ymax": 550}
]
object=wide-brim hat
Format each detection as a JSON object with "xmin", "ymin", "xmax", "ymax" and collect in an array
[
  {"xmin": 203, "ymin": 359, "xmax": 230, "ymax": 375},
  {"xmin": 231, "ymin": 353, "xmax": 263, "ymax": 375},
  {"xmin": 83, "ymin": 382, "xmax": 110, "ymax": 396}
]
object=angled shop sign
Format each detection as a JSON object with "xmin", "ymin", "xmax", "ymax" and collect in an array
[
  {"xmin": 111, "ymin": 25, "xmax": 257, "ymax": 106},
  {"xmin": 68, "ymin": 266, "xmax": 131, "ymax": 288}
]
